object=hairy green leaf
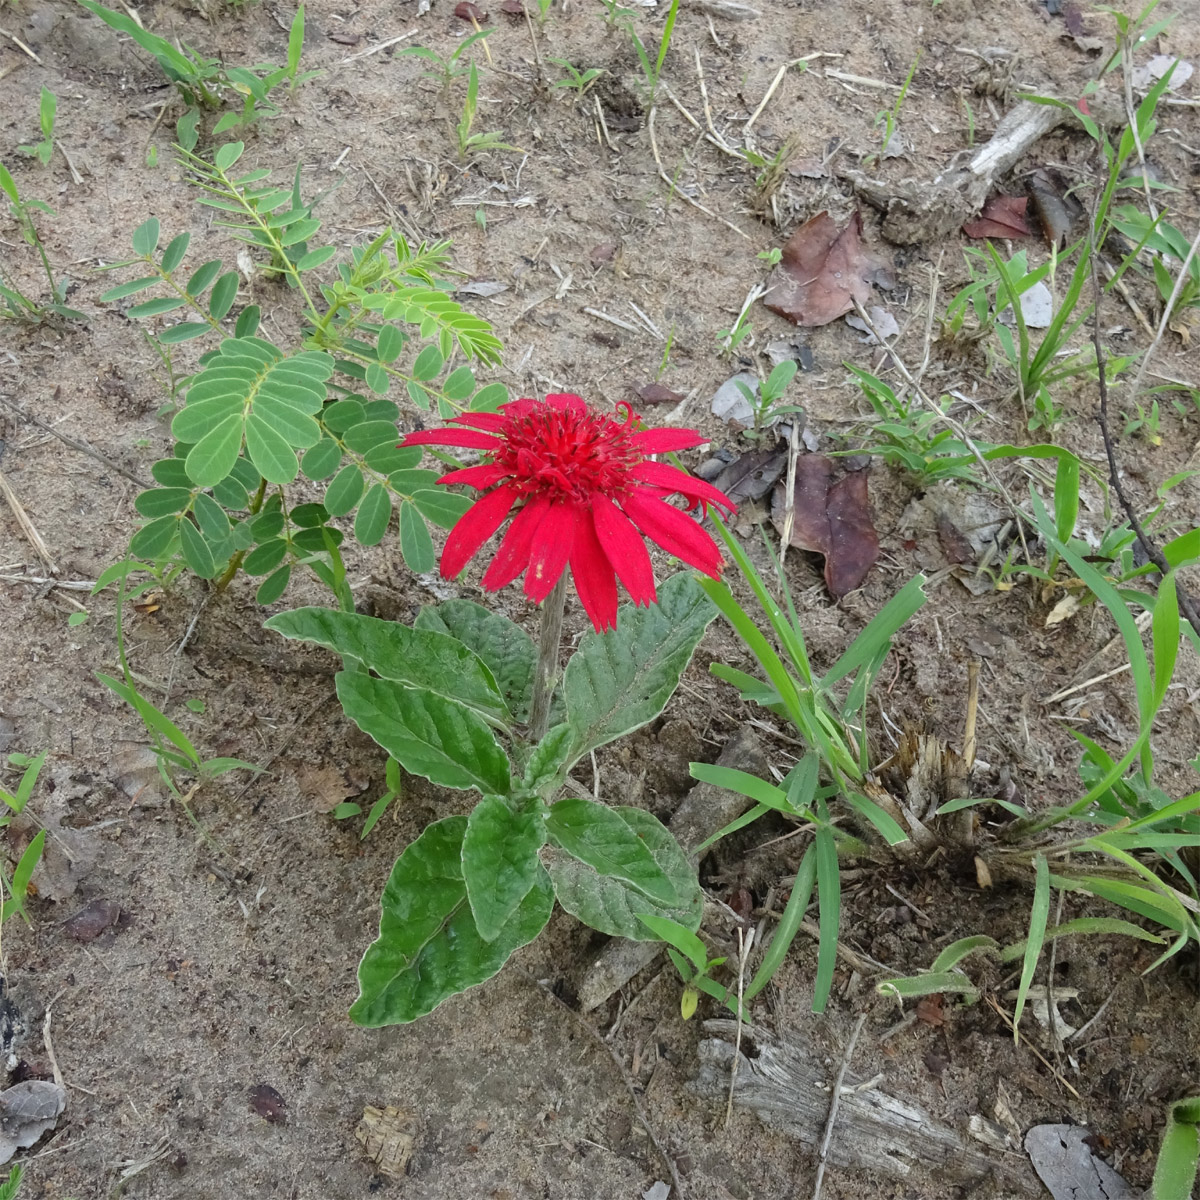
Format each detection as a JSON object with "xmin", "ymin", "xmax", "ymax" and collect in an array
[
  {"xmin": 562, "ymin": 572, "xmax": 715, "ymax": 766},
  {"xmin": 335, "ymin": 673, "xmax": 511, "ymax": 794},
  {"xmin": 351, "ymin": 815, "xmax": 553, "ymax": 1026},
  {"xmin": 265, "ymin": 606, "xmax": 509, "ymax": 726},
  {"xmin": 463, "ymin": 796, "xmax": 547, "ymax": 941},
  {"xmin": 547, "ymin": 805, "xmax": 701, "ymax": 939}
]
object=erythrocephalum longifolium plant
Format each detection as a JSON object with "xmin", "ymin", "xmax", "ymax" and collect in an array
[
  {"xmin": 264, "ymin": 394, "xmax": 738, "ymax": 1026},
  {"xmin": 76, "ymin": 0, "xmax": 318, "ymax": 149},
  {"xmin": 684, "ymin": 517, "xmax": 927, "ymax": 1013},
  {"xmin": 99, "ymin": 141, "xmax": 505, "ymax": 608}
]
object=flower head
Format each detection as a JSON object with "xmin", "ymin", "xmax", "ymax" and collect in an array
[{"xmin": 401, "ymin": 394, "xmax": 735, "ymax": 631}]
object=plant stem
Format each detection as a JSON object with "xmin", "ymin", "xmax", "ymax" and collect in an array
[{"xmin": 529, "ymin": 573, "xmax": 567, "ymax": 743}]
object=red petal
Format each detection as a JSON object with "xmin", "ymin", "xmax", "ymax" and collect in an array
[
  {"xmin": 543, "ymin": 393, "xmax": 588, "ymax": 415},
  {"xmin": 400, "ymin": 428, "xmax": 500, "ymax": 451},
  {"xmin": 631, "ymin": 461, "xmax": 737, "ymax": 512},
  {"xmin": 591, "ymin": 492, "xmax": 656, "ymax": 605},
  {"xmin": 441, "ymin": 485, "xmax": 518, "ymax": 579},
  {"xmin": 437, "ymin": 462, "xmax": 511, "ymax": 490},
  {"xmin": 524, "ymin": 502, "xmax": 579, "ymax": 603},
  {"xmin": 621, "ymin": 489, "xmax": 723, "ymax": 577},
  {"xmin": 571, "ymin": 514, "xmax": 619, "ymax": 631},
  {"xmin": 482, "ymin": 494, "xmax": 551, "ymax": 591},
  {"xmin": 449, "ymin": 412, "xmax": 507, "ymax": 432},
  {"xmin": 632, "ymin": 427, "xmax": 707, "ymax": 454}
]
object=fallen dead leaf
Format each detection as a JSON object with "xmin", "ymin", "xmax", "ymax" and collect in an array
[
  {"xmin": 764, "ymin": 211, "xmax": 879, "ymax": 328},
  {"xmin": 0, "ymin": 1081, "xmax": 66, "ymax": 1164},
  {"xmin": 499, "ymin": 0, "xmax": 525, "ymax": 12},
  {"xmin": 916, "ymin": 993, "xmax": 946, "ymax": 1027},
  {"xmin": 962, "ymin": 195, "xmax": 1031, "ymax": 239},
  {"xmin": 249, "ymin": 1083, "xmax": 287, "ymax": 1124},
  {"xmin": 710, "ymin": 372, "xmax": 759, "ymax": 427},
  {"xmin": 454, "ymin": 0, "xmax": 488, "ymax": 19},
  {"xmin": 713, "ymin": 445, "xmax": 788, "ymax": 506},
  {"xmin": 294, "ymin": 763, "xmax": 366, "ymax": 813},
  {"xmin": 935, "ymin": 512, "xmax": 974, "ymax": 566},
  {"xmin": 787, "ymin": 156, "xmax": 828, "ymax": 179},
  {"xmin": 845, "ymin": 305, "xmax": 899, "ymax": 343},
  {"xmin": 631, "ymin": 382, "xmax": 684, "ymax": 406},
  {"xmin": 1045, "ymin": 594, "xmax": 1080, "ymax": 626},
  {"xmin": 771, "ymin": 456, "xmax": 879, "ymax": 597},
  {"xmin": 1025, "ymin": 1124, "xmax": 1137, "ymax": 1200},
  {"xmin": 63, "ymin": 898, "xmax": 123, "ymax": 942}
]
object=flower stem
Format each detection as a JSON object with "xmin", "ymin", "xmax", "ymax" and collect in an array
[{"xmin": 529, "ymin": 574, "xmax": 568, "ymax": 743}]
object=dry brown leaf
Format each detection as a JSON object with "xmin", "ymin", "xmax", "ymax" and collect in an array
[
  {"xmin": 455, "ymin": 0, "xmax": 488, "ymax": 19},
  {"xmin": 631, "ymin": 382, "xmax": 684, "ymax": 406},
  {"xmin": 499, "ymin": 0, "xmax": 525, "ymax": 12},
  {"xmin": 916, "ymin": 993, "xmax": 946, "ymax": 1027},
  {"xmin": 962, "ymin": 194, "xmax": 1031, "ymax": 239},
  {"xmin": 771, "ymin": 456, "xmax": 879, "ymax": 598},
  {"xmin": 713, "ymin": 446, "xmax": 788, "ymax": 505},
  {"xmin": 763, "ymin": 211, "xmax": 878, "ymax": 328}
]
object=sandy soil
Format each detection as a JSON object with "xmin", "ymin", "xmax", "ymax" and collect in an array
[{"xmin": 2, "ymin": 0, "xmax": 1200, "ymax": 1195}]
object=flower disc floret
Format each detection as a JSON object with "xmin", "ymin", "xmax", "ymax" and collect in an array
[{"xmin": 401, "ymin": 393, "xmax": 735, "ymax": 631}]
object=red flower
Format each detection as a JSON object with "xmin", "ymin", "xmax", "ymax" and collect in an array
[{"xmin": 400, "ymin": 394, "xmax": 736, "ymax": 631}]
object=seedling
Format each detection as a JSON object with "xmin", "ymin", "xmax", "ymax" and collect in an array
[
  {"xmin": 0, "ymin": 161, "xmax": 84, "ymax": 322},
  {"xmin": 398, "ymin": 29, "xmax": 494, "ymax": 94},
  {"xmin": 0, "ymin": 752, "xmax": 48, "ymax": 930},
  {"xmin": 866, "ymin": 53, "xmax": 919, "ymax": 167},
  {"xmin": 735, "ymin": 359, "xmax": 803, "ymax": 438},
  {"xmin": 621, "ymin": 0, "xmax": 680, "ymax": 106},
  {"xmin": 332, "ymin": 756, "xmax": 403, "ymax": 838},
  {"xmin": 76, "ymin": 0, "xmax": 317, "ymax": 148},
  {"xmin": 847, "ymin": 366, "xmax": 980, "ymax": 485},
  {"xmin": 456, "ymin": 63, "xmax": 521, "ymax": 158},
  {"xmin": 548, "ymin": 57, "xmax": 603, "ymax": 97},
  {"xmin": 638, "ymin": 914, "xmax": 733, "ymax": 1019},
  {"xmin": 17, "ymin": 88, "xmax": 56, "ymax": 167}
]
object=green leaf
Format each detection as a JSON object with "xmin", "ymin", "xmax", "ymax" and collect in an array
[
  {"xmin": 411, "ymin": 487, "xmax": 473, "ymax": 530},
  {"xmin": 158, "ymin": 322, "xmax": 210, "ymax": 344},
  {"xmin": 1013, "ymin": 853, "xmax": 1050, "ymax": 1040},
  {"xmin": 351, "ymin": 816, "xmax": 554, "ymax": 1027},
  {"xmin": 377, "ymin": 324, "xmax": 404, "ymax": 363},
  {"xmin": 335, "ymin": 673, "xmax": 511, "ymax": 793},
  {"xmin": 414, "ymin": 600, "xmax": 536, "ymax": 722},
  {"xmin": 636, "ymin": 913, "xmax": 710, "ymax": 974},
  {"xmin": 365, "ymin": 362, "xmax": 390, "ymax": 395},
  {"xmin": 97, "ymin": 672, "xmax": 200, "ymax": 768},
  {"xmin": 296, "ymin": 246, "xmax": 336, "ymax": 271},
  {"xmin": 131, "ymin": 216, "xmax": 160, "ymax": 256},
  {"xmin": 209, "ymin": 271, "xmax": 240, "ymax": 320},
  {"xmin": 462, "ymin": 796, "xmax": 547, "ymax": 941},
  {"xmin": 546, "ymin": 797, "xmax": 678, "ymax": 904},
  {"xmin": 412, "ymin": 344, "xmax": 445, "ymax": 381},
  {"xmin": 1154, "ymin": 1097, "xmax": 1200, "ymax": 1200},
  {"xmin": 127, "ymin": 297, "xmax": 186, "ymax": 318},
  {"xmin": 179, "ymin": 519, "xmax": 218, "ymax": 578},
  {"xmin": 186, "ymin": 260, "xmax": 223, "ymax": 297},
  {"xmin": 265, "ymin": 607, "xmax": 510, "ymax": 726},
  {"xmin": 257, "ymin": 564, "xmax": 291, "ymax": 603},
  {"xmin": 160, "ymin": 231, "xmax": 190, "ymax": 273},
  {"xmin": 813, "ymin": 822, "xmax": 839, "ymax": 1014},
  {"xmin": 547, "ymin": 805, "xmax": 702, "ymax": 939},
  {"xmin": 129, "ymin": 514, "xmax": 179, "ymax": 559},
  {"xmin": 301, "ymin": 436, "xmax": 342, "ymax": 481},
  {"xmin": 324, "ymin": 464, "xmax": 365, "ymax": 517},
  {"xmin": 397, "ymin": 499, "xmax": 434, "ymax": 570},
  {"xmin": 522, "ymin": 723, "xmax": 573, "ymax": 795},
  {"xmin": 135, "ymin": 488, "xmax": 192, "ymax": 518},
  {"xmin": 101, "ymin": 277, "xmax": 160, "ymax": 302},
  {"xmin": 355, "ymin": 483, "xmax": 392, "ymax": 546},
  {"xmin": 244, "ymin": 538, "xmax": 287, "ymax": 575},
  {"xmin": 173, "ymin": 338, "xmax": 333, "ymax": 487},
  {"xmin": 192, "ymin": 491, "xmax": 230, "ymax": 541},
  {"xmin": 562, "ymin": 572, "xmax": 715, "ymax": 766},
  {"xmin": 214, "ymin": 141, "xmax": 244, "ymax": 171}
]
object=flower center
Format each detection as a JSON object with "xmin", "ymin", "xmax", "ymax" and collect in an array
[{"xmin": 494, "ymin": 402, "xmax": 641, "ymax": 505}]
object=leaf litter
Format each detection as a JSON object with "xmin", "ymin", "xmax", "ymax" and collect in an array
[
  {"xmin": 770, "ymin": 455, "xmax": 880, "ymax": 597},
  {"xmin": 763, "ymin": 211, "xmax": 882, "ymax": 328}
]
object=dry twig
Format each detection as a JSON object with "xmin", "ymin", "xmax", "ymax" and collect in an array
[{"xmin": 811, "ymin": 1013, "xmax": 868, "ymax": 1200}]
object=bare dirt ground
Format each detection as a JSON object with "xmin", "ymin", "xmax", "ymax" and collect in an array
[{"xmin": 2, "ymin": 0, "xmax": 1200, "ymax": 1196}]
